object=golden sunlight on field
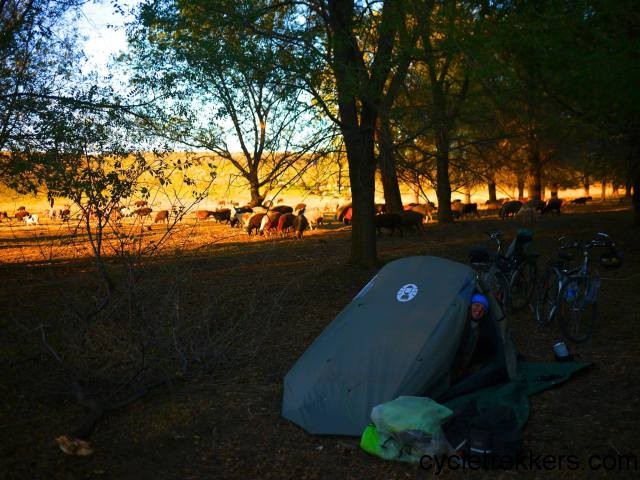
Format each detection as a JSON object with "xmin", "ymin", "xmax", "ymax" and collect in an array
[{"xmin": 0, "ymin": 212, "xmax": 342, "ymax": 265}]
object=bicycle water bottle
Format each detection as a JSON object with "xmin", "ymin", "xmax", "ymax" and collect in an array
[{"xmin": 566, "ymin": 282, "xmax": 578, "ymax": 302}]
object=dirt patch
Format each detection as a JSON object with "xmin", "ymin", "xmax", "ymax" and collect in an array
[{"xmin": 1, "ymin": 206, "xmax": 639, "ymax": 479}]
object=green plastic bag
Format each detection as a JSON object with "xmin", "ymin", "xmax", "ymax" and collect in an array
[{"xmin": 360, "ymin": 396, "xmax": 454, "ymax": 463}]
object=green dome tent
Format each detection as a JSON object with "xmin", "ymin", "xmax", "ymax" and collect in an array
[{"xmin": 282, "ymin": 256, "xmax": 517, "ymax": 436}]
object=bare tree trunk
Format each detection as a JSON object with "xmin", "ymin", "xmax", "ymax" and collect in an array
[
  {"xmin": 526, "ymin": 181, "xmax": 535, "ymax": 199},
  {"xmin": 488, "ymin": 179, "xmax": 497, "ymax": 203},
  {"xmin": 326, "ymin": 0, "xmax": 404, "ymax": 266},
  {"xmin": 601, "ymin": 177, "xmax": 607, "ymax": 201},
  {"xmin": 528, "ymin": 143, "xmax": 543, "ymax": 201},
  {"xmin": 435, "ymin": 150, "xmax": 453, "ymax": 222},
  {"xmin": 434, "ymin": 92, "xmax": 453, "ymax": 222},
  {"xmin": 377, "ymin": 120, "xmax": 404, "ymax": 213},
  {"xmin": 583, "ymin": 174, "xmax": 590, "ymax": 196},
  {"xmin": 345, "ymin": 128, "xmax": 377, "ymax": 266},
  {"xmin": 550, "ymin": 182, "xmax": 559, "ymax": 199},
  {"xmin": 248, "ymin": 170, "xmax": 264, "ymax": 207},
  {"xmin": 414, "ymin": 0, "xmax": 466, "ymax": 224},
  {"xmin": 517, "ymin": 175, "xmax": 525, "ymax": 200}
]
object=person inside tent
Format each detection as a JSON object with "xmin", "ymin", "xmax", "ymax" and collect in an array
[{"xmin": 452, "ymin": 293, "xmax": 490, "ymax": 381}]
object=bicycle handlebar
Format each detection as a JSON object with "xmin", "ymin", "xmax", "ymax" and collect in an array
[{"xmin": 557, "ymin": 232, "xmax": 616, "ymax": 252}]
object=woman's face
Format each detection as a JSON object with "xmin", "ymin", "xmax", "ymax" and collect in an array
[{"xmin": 470, "ymin": 303, "xmax": 485, "ymax": 321}]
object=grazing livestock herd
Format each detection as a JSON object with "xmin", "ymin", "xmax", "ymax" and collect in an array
[
  {"xmin": 226, "ymin": 205, "xmax": 313, "ymax": 238},
  {"xmin": 498, "ymin": 198, "xmax": 564, "ymax": 219},
  {"xmin": 0, "ymin": 194, "xmax": 602, "ymax": 241}
]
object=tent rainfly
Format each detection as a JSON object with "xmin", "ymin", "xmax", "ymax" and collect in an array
[{"xmin": 282, "ymin": 256, "xmax": 517, "ymax": 436}]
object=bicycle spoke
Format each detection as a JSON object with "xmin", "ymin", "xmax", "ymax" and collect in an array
[{"xmin": 536, "ymin": 268, "xmax": 560, "ymax": 326}]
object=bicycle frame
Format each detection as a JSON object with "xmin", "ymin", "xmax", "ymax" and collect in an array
[
  {"xmin": 547, "ymin": 247, "xmax": 590, "ymax": 321},
  {"xmin": 537, "ymin": 232, "xmax": 614, "ymax": 339},
  {"xmin": 491, "ymin": 230, "xmax": 534, "ymax": 270},
  {"xmin": 472, "ymin": 261, "xmax": 509, "ymax": 307},
  {"xmin": 471, "ymin": 230, "xmax": 536, "ymax": 311}
]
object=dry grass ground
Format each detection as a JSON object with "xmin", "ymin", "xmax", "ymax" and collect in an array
[{"xmin": 1, "ymin": 201, "xmax": 639, "ymax": 479}]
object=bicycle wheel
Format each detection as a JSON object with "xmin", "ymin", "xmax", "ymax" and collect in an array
[
  {"xmin": 479, "ymin": 267, "xmax": 510, "ymax": 311},
  {"xmin": 559, "ymin": 277, "xmax": 597, "ymax": 343},
  {"xmin": 509, "ymin": 258, "xmax": 537, "ymax": 311},
  {"xmin": 536, "ymin": 267, "xmax": 561, "ymax": 326}
]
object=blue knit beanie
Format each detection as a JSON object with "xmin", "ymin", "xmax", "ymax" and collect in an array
[{"xmin": 471, "ymin": 293, "xmax": 490, "ymax": 310}]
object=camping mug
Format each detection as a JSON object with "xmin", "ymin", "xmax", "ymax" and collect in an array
[{"xmin": 553, "ymin": 341, "xmax": 570, "ymax": 361}]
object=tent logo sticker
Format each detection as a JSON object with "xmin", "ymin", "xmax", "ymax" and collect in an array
[{"xmin": 396, "ymin": 284, "xmax": 418, "ymax": 302}]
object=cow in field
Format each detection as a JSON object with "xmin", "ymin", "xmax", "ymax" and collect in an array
[
  {"xmin": 277, "ymin": 212, "xmax": 296, "ymax": 236},
  {"xmin": 134, "ymin": 200, "xmax": 148, "ymax": 208},
  {"xmin": 246, "ymin": 213, "xmax": 266, "ymax": 235},
  {"xmin": 134, "ymin": 207, "xmax": 153, "ymax": 218},
  {"xmin": 302, "ymin": 207, "xmax": 324, "ymax": 230},
  {"xmin": 462, "ymin": 203, "xmax": 479, "ymax": 217},
  {"xmin": 375, "ymin": 213, "xmax": 402, "ymax": 236},
  {"xmin": 260, "ymin": 211, "xmax": 281, "ymax": 236},
  {"xmin": 236, "ymin": 205, "xmax": 254, "ymax": 214},
  {"xmin": 483, "ymin": 200, "xmax": 504, "ymax": 216},
  {"xmin": 543, "ymin": 198, "xmax": 563, "ymax": 214},
  {"xmin": 195, "ymin": 210, "xmax": 212, "ymax": 221},
  {"xmin": 516, "ymin": 201, "xmax": 538, "ymax": 222},
  {"xmin": 343, "ymin": 207, "xmax": 353, "ymax": 225},
  {"xmin": 0, "ymin": 211, "xmax": 8, "ymax": 221},
  {"xmin": 154, "ymin": 210, "xmax": 169, "ymax": 224},
  {"xmin": 271, "ymin": 205, "xmax": 293, "ymax": 215},
  {"xmin": 24, "ymin": 213, "xmax": 39, "ymax": 226},
  {"xmin": 336, "ymin": 203, "xmax": 352, "ymax": 224},
  {"xmin": 399, "ymin": 210, "xmax": 425, "ymax": 235},
  {"xmin": 15, "ymin": 210, "xmax": 30, "ymax": 221},
  {"xmin": 452, "ymin": 202, "xmax": 478, "ymax": 219},
  {"xmin": 293, "ymin": 211, "xmax": 309, "ymax": 239},
  {"xmin": 211, "ymin": 208, "xmax": 231, "ymax": 224},
  {"xmin": 571, "ymin": 196, "xmax": 592, "ymax": 205},
  {"xmin": 527, "ymin": 199, "xmax": 546, "ymax": 213},
  {"xmin": 405, "ymin": 203, "xmax": 436, "ymax": 222},
  {"xmin": 229, "ymin": 206, "xmax": 254, "ymax": 227},
  {"xmin": 500, "ymin": 201, "xmax": 523, "ymax": 219},
  {"xmin": 230, "ymin": 207, "xmax": 254, "ymax": 228}
]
